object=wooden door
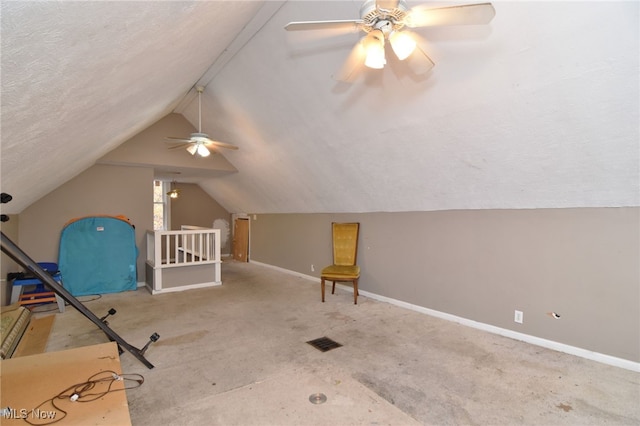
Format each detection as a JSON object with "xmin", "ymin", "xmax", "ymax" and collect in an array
[{"xmin": 233, "ymin": 218, "xmax": 249, "ymax": 262}]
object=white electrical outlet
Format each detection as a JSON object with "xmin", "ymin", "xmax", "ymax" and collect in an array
[
  {"xmin": 514, "ymin": 310, "xmax": 523, "ymax": 324},
  {"xmin": 311, "ymin": 264, "xmax": 315, "ymax": 272}
]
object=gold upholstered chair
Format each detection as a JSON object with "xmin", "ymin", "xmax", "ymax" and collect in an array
[{"xmin": 320, "ymin": 222, "xmax": 361, "ymax": 304}]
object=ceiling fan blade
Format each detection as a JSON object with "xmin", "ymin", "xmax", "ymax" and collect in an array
[
  {"xmin": 285, "ymin": 20, "xmax": 364, "ymax": 32},
  {"xmin": 167, "ymin": 143, "xmax": 191, "ymax": 150},
  {"xmin": 404, "ymin": 36, "xmax": 435, "ymax": 75},
  {"xmin": 333, "ymin": 39, "xmax": 367, "ymax": 83},
  {"xmin": 165, "ymin": 137, "xmax": 193, "ymax": 143},
  {"xmin": 406, "ymin": 3, "xmax": 496, "ymax": 28},
  {"xmin": 204, "ymin": 140, "xmax": 239, "ymax": 150},
  {"xmin": 376, "ymin": 0, "xmax": 399, "ymax": 11}
]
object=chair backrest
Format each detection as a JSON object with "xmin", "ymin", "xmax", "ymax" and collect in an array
[{"xmin": 332, "ymin": 222, "xmax": 359, "ymax": 266}]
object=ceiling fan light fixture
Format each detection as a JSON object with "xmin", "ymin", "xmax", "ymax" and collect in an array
[
  {"xmin": 196, "ymin": 144, "xmax": 210, "ymax": 157},
  {"xmin": 285, "ymin": 1, "xmax": 496, "ymax": 82},
  {"xmin": 389, "ymin": 30, "xmax": 416, "ymax": 60},
  {"xmin": 364, "ymin": 30, "xmax": 386, "ymax": 69},
  {"xmin": 167, "ymin": 85, "xmax": 238, "ymax": 156},
  {"xmin": 167, "ymin": 181, "xmax": 181, "ymax": 199},
  {"xmin": 186, "ymin": 144, "xmax": 198, "ymax": 155}
]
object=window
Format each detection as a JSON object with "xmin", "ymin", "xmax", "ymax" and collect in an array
[{"xmin": 153, "ymin": 180, "xmax": 169, "ymax": 230}]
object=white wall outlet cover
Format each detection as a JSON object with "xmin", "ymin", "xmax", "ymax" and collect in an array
[{"xmin": 514, "ymin": 310, "xmax": 524, "ymax": 324}]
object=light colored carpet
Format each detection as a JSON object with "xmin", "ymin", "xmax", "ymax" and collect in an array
[{"xmin": 41, "ymin": 260, "xmax": 639, "ymax": 425}]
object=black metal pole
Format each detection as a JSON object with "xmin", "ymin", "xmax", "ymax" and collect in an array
[{"xmin": 1, "ymin": 231, "xmax": 154, "ymax": 369}]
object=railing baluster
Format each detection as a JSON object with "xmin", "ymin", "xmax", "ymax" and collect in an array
[
  {"xmin": 185, "ymin": 233, "xmax": 189, "ymax": 263},
  {"xmin": 190, "ymin": 233, "xmax": 194, "ymax": 262},
  {"xmin": 164, "ymin": 234, "xmax": 169, "ymax": 265},
  {"xmin": 173, "ymin": 234, "xmax": 183, "ymax": 264}
]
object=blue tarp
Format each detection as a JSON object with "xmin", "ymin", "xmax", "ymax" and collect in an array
[{"xmin": 59, "ymin": 216, "xmax": 138, "ymax": 296}]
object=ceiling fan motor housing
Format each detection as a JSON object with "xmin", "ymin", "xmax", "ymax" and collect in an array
[
  {"xmin": 360, "ymin": 0, "xmax": 409, "ymax": 36},
  {"xmin": 190, "ymin": 133, "xmax": 210, "ymax": 143}
]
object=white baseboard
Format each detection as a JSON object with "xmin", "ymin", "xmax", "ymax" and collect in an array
[
  {"xmin": 144, "ymin": 281, "xmax": 222, "ymax": 295},
  {"xmin": 250, "ymin": 260, "xmax": 640, "ymax": 373},
  {"xmin": 250, "ymin": 260, "xmax": 318, "ymax": 282}
]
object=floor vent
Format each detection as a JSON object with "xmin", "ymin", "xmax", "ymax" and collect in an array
[{"xmin": 307, "ymin": 336, "xmax": 342, "ymax": 352}]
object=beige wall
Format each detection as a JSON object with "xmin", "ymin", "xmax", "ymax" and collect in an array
[
  {"xmin": 170, "ymin": 182, "xmax": 232, "ymax": 254},
  {"xmin": 0, "ymin": 214, "xmax": 20, "ymax": 306},
  {"xmin": 97, "ymin": 113, "xmax": 237, "ymax": 177},
  {"xmin": 249, "ymin": 208, "xmax": 640, "ymax": 363},
  {"xmin": 17, "ymin": 164, "xmax": 153, "ymax": 286},
  {"xmin": 7, "ymin": 164, "xmax": 232, "ymax": 306}
]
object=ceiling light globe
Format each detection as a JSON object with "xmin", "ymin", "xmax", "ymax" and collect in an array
[
  {"xmin": 196, "ymin": 144, "xmax": 211, "ymax": 157},
  {"xmin": 364, "ymin": 30, "xmax": 386, "ymax": 69},
  {"xmin": 186, "ymin": 144, "xmax": 198, "ymax": 155},
  {"xmin": 389, "ymin": 31, "xmax": 417, "ymax": 60},
  {"xmin": 365, "ymin": 46, "xmax": 386, "ymax": 69}
]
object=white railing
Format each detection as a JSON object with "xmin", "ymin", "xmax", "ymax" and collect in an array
[
  {"xmin": 145, "ymin": 226, "xmax": 221, "ymax": 294},
  {"xmin": 146, "ymin": 226, "xmax": 220, "ymax": 268}
]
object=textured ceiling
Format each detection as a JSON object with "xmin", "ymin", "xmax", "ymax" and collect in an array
[
  {"xmin": 2, "ymin": 1, "xmax": 638, "ymax": 215},
  {"xmin": 0, "ymin": 0, "xmax": 266, "ymax": 213}
]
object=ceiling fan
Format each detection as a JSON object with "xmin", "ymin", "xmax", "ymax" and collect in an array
[
  {"xmin": 285, "ymin": 0, "xmax": 495, "ymax": 82},
  {"xmin": 166, "ymin": 86, "xmax": 238, "ymax": 157}
]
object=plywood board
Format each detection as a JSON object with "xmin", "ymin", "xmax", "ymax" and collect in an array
[
  {"xmin": 0, "ymin": 342, "xmax": 132, "ymax": 425},
  {"xmin": 12, "ymin": 315, "xmax": 55, "ymax": 358}
]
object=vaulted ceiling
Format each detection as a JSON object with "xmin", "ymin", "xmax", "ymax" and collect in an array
[{"xmin": 1, "ymin": 1, "xmax": 638, "ymax": 215}]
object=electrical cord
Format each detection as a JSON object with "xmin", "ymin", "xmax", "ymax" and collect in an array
[{"xmin": 22, "ymin": 370, "xmax": 144, "ymax": 426}]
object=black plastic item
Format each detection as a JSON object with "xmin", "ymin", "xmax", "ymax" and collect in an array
[
  {"xmin": 7, "ymin": 272, "xmax": 23, "ymax": 281},
  {"xmin": 140, "ymin": 333, "xmax": 160, "ymax": 356},
  {"xmin": 8, "ymin": 268, "xmax": 59, "ymax": 281},
  {"xmin": 1, "ymin": 194, "xmax": 11, "ymax": 222},
  {"xmin": 1, "ymin": 193, "xmax": 12, "ymax": 204},
  {"xmin": 100, "ymin": 308, "xmax": 117, "ymax": 325}
]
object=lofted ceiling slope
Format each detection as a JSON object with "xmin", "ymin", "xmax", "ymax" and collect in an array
[
  {"xmin": 1, "ymin": 1, "xmax": 638, "ymax": 215},
  {"xmin": 0, "ymin": 0, "xmax": 265, "ymax": 214}
]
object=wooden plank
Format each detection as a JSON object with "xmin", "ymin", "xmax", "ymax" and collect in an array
[
  {"xmin": 12, "ymin": 314, "xmax": 55, "ymax": 358},
  {"xmin": 0, "ymin": 305, "xmax": 31, "ymax": 359},
  {"xmin": 0, "ymin": 342, "xmax": 132, "ymax": 425}
]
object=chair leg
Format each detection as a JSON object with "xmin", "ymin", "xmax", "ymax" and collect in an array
[
  {"xmin": 331, "ymin": 281, "xmax": 336, "ymax": 294},
  {"xmin": 321, "ymin": 277, "xmax": 325, "ymax": 302},
  {"xmin": 353, "ymin": 279, "xmax": 358, "ymax": 304}
]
